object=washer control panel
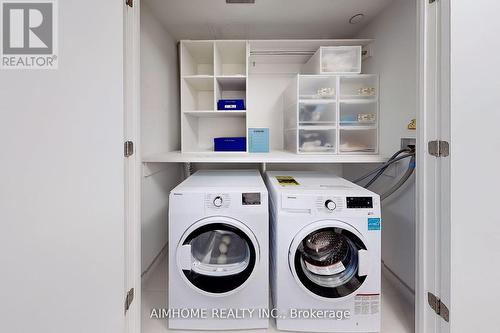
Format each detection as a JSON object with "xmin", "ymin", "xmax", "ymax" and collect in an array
[{"xmin": 315, "ymin": 196, "xmax": 343, "ymax": 213}]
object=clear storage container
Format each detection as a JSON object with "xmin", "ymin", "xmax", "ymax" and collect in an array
[
  {"xmin": 340, "ymin": 75, "xmax": 378, "ymax": 100},
  {"xmin": 299, "ymin": 76, "xmax": 336, "ymax": 100},
  {"xmin": 302, "ymin": 46, "xmax": 362, "ymax": 74},
  {"xmin": 299, "ymin": 101, "xmax": 336, "ymax": 125},
  {"xmin": 339, "ymin": 100, "xmax": 377, "ymax": 126},
  {"xmin": 299, "ymin": 127, "xmax": 336, "ymax": 153},
  {"xmin": 321, "ymin": 46, "xmax": 362, "ymax": 74},
  {"xmin": 339, "ymin": 128, "xmax": 377, "ymax": 154}
]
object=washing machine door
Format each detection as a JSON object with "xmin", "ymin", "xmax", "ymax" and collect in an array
[
  {"xmin": 289, "ymin": 220, "xmax": 369, "ymax": 300},
  {"xmin": 177, "ymin": 216, "xmax": 259, "ymax": 295}
]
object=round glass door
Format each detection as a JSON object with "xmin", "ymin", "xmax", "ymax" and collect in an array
[
  {"xmin": 178, "ymin": 220, "xmax": 258, "ymax": 294},
  {"xmin": 290, "ymin": 223, "xmax": 368, "ymax": 299}
]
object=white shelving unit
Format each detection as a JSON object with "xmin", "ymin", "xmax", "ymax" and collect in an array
[
  {"xmin": 181, "ymin": 40, "xmax": 249, "ymax": 153},
  {"xmin": 175, "ymin": 40, "xmax": 384, "ymax": 161},
  {"xmin": 284, "ymin": 74, "xmax": 379, "ymax": 155}
]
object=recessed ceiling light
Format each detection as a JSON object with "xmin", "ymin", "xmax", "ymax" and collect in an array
[
  {"xmin": 349, "ymin": 14, "xmax": 365, "ymax": 24},
  {"xmin": 226, "ymin": 0, "xmax": 255, "ymax": 3}
]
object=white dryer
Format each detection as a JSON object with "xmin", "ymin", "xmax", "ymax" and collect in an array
[
  {"xmin": 266, "ymin": 171, "xmax": 381, "ymax": 333},
  {"xmin": 168, "ymin": 170, "xmax": 268, "ymax": 330}
]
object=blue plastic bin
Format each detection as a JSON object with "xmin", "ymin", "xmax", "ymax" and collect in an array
[
  {"xmin": 214, "ymin": 137, "xmax": 246, "ymax": 152},
  {"xmin": 217, "ymin": 99, "xmax": 245, "ymax": 111}
]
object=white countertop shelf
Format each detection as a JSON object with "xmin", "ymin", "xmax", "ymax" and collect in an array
[
  {"xmin": 183, "ymin": 110, "xmax": 246, "ymax": 117},
  {"xmin": 143, "ymin": 150, "xmax": 388, "ymax": 164}
]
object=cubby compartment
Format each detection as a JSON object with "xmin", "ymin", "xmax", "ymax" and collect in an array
[
  {"xmin": 340, "ymin": 75, "xmax": 379, "ymax": 100},
  {"xmin": 216, "ymin": 76, "xmax": 247, "ymax": 111},
  {"xmin": 339, "ymin": 128, "xmax": 378, "ymax": 154},
  {"xmin": 299, "ymin": 100, "xmax": 336, "ymax": 125},
  {"xmin": 181, "ymin": 41, "xmax": 214, "ymax": 76},
  {"xmin": 215, "ymin": 41, "xmax": 247, "ymax": 76},
  {"xmin": 299, "ymin": 75, "xmax": 336, "ymax": 100},
  {"xmin": 182, "ymin": 77, "xmax": 214, "ymax": 111},
  {"xmin": 340, "ymin": 100, "xmax": 378, "ymax": 126},
  {"xmin": 298, "ymin": 127, "xmax": 336, "ymax": 153},
  {"xmin": 182, "ymin": 114, "xmax": 246, "ymax": 152}
]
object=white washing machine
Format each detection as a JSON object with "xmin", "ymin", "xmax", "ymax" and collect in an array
[
  {"xmin": 266, "ymin": 171, "xmax": 381, "ymax": 333},
  {"xmin": 168, "ymin": 170, "xmax": 269, "ymax": 330}
]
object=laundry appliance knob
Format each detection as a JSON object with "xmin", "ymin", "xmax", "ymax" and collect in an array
[{"xmin": 325, "ymin": 200, "xmax": 336, "ymax": 211}]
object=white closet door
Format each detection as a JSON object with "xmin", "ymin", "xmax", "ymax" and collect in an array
[
  {"xmin": 419, "ymin": 0, "xmax": 453, "ymax": 330},
  {"xmin": 448, "ymin": 0, "xmax": 500, "ymax": 332},
  {"xmin": 0, "ymin": 1, "xmax": 125, "ymax": 333}
]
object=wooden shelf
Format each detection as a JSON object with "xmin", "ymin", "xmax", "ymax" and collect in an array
[{"xmin": 143, "ymin": 150, "xmax": 388, "ymax": 164}]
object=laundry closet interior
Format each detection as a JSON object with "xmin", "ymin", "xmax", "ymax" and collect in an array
[{"xmin": 135, "ymin": 0, "xmax": 419, "ymax": 332}]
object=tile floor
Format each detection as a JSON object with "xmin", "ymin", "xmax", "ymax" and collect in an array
[{"xmin": 141, "ymin": 255, "xmax": 414, "ymax": 333}]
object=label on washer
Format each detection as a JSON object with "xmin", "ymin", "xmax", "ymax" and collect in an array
[
  {"xmin": 305, "ymin": 261, "xmax": 345, "ymax": 275},
  {"xmin": 354, "ymin": 294, "xmax": 380, "ymax": 315},
  {"xmin": 368, "ymin": 218, "xmax": 381, "ymax": 231},
  {"xmin": 276, "ymin": 176, "xmax": 300, "ymax": 186}
]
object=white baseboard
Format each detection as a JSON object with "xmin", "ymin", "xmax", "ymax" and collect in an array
[
  {"xmin": 141, "ymin": 243, "xmax": 167, "ymax": 283},
  {"xmin": 382, "ymin": 261, "xmax": 415, "ymax": 306}
]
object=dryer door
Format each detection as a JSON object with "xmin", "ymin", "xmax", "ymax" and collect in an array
[
  {"xmin": 289, "ymin": 220, "xmax": 369, "ymax": 300},
  {"xmin": 177, "ymin": 216, "xmax": 259, "ymax": 295}
]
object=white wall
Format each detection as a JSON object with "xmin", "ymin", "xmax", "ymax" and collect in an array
[
  {"xmin": 449, "ymin": 1, "xmax": 500, "ymax": 330},
  {"xmin": 345, "ymin": 0, "xmax": 418, "ymax": 292},
  {"xmin": 0, "ymin": 1, "xmax": 125, "ymax": 332},
  {"xmin": 141, "ymin": 3, "xmax": 183, "ymax": 272}
]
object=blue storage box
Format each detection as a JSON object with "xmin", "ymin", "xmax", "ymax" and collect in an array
[
  {"xmin": 214, "ymin": 137, "xmax": 246, "ymax": 152},
  {"xmin": 217, "ymin": 99, "xmax": 245, "ymax": 110},
  {"xmin": 248, "ymin": 128, "xmax": 269, "ymax": 153}
]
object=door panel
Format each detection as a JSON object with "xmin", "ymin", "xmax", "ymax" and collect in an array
[
  {"xmin": 289, "ymin": 223, "xmax": 369, "ymax": 300},
  {"xmin": 178, "ymin": 219, "xmax": 259, "ymax": 295},
  {"xmin": 0, "ymin": 1, "xmax": 125, "ymax": 332}
]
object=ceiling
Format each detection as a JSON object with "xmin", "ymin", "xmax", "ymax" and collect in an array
[{"xmin": 144, "ymin": 0, "xmax": 395, "ymax": 40}]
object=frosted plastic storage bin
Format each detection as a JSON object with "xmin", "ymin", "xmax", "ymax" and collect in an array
[
  {"xmin": 340, "ymin": 100, "xmax": 378, "ymax": 126},
  {"xmin": 302, "ymin": 46, "xmax": 362, "ymax": 75},
  {"xmin": 340, "ymin": 75, "xmax": 378, "ymax": 100},
  {"xmin": 299, "ymin": 76, "xmax": 336, "ymax": 100},
  {"xmin": 300, "ymin": 101, "xmax": 336, "ymax": 125},
  {"xmin": 339, "ymin": 128, "xmax": 377, "ymax": 153},
  {"xmin": 299, "ymin": 128, "xmax": 336, "ymax": 153}
]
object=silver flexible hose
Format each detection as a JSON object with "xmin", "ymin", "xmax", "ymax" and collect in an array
[
  {"xmin": 364, "ymin": 148, "xmax": 411, "ymax": 188},
  {"xmin": 381, "ymin": 156, "xmax": 416, "ymax": 201},
  {"xmin": 353, "ymin": 153, "xmax": 415, "ymax": 184}
]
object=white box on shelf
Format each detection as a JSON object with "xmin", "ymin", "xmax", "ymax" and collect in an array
[{"xmin": 301, "ymin": 46, "xmax": 362, "ymax": 75}]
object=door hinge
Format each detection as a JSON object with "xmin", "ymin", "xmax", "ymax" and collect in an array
[
  {"xmin": 126, "ymin": 0, "xmax": 133, "ymax": 8},
  {"xmin": 428, "ymin": 140, "xmax": 449, "ymax": 157},
  {"xmin": 124, "ymin": 141, "xmax": 134, "ymax": 157},
  {"xmin": 125, "ymin": 288, "xmax": 135, "ymax": 313},
  {"xmin": 428, "ymin": 292, "xmax": 449, "ymax": 322}
]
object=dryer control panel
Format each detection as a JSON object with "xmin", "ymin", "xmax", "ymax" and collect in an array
[
  {"xmin": 204, "ymin": 192, "xmax": 264, "ymax": 210},
  {"xmin": 205, "ymin": 193, "xmax": 231, "ymax": 209}
]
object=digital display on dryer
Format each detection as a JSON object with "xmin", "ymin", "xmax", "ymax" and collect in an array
[
  {"xmin": 242, "ymin": 193, "xmax": 261, "ymax": 205},
  {"xmin": 346, "ymin": 197, "xmax": 373, "ymax": 209}
]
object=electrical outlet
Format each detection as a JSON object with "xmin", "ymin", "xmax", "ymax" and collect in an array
[{"xmin": 401, "ymin": 138, "xmax": 416, "ymax": 150}]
